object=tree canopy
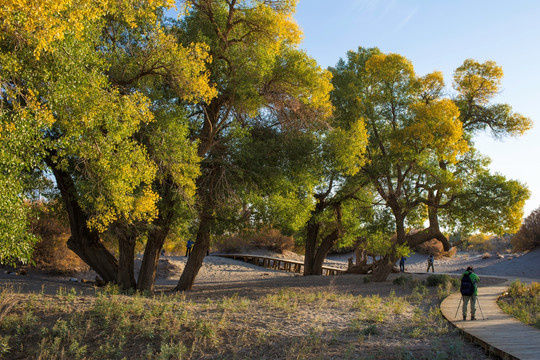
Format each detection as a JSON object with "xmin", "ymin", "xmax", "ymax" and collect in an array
[
  {"xmin": 0, "ymin": 2, "xmax": 532, "ymax": 290},
  {"xmin": 330, "ymin": 47, "xmax": 530, "ymax": 280}
]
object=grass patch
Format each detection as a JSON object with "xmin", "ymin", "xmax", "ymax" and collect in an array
[
  {"xmin": 0, "ymin": 278, "xmax": 488, "ymax": 359},
  {"xmin": 498, "ymin": 280, "xmax": 540, "ymax": 329}
]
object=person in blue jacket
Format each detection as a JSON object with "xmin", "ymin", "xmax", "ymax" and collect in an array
[{"xmin": 185, "ymin": 240, "xmax": 194, "ymax": 257}]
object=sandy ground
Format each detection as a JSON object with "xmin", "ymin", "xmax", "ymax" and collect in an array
[{"xmin": 2, "ymin": 248, "xmax": 540, "ymax": 296}]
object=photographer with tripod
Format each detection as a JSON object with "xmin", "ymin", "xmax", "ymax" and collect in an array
[{"xmin": 460, "ymin": 266, "xmax": 480, "ymax": 320}]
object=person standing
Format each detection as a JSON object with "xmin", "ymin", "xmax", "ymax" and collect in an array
[
  {"xmin": 185, "ymin": 240, "xmax": 194, "ymax": 257},
  {"xmin": 426, "ymin": 254, "xmax": 435, "ymax": 272},
  {"xmin": 399, "ymin": 256, "xmax": 406, "ymax": 272},
  {"xmin": 460, "ymin": 266, "xmax": 480, "ymax": 320}
]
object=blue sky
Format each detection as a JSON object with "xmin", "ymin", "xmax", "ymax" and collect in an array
[{"xmin": 294, "ymin": 0, "xmax": 540, "ymax": 218}]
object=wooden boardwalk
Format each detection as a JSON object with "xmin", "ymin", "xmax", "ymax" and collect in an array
[
  {"xmin": 440, "ymin": 280, "xmax": 540, "ymax": 360},
  {"xmin": 216, "ymin": 254, "xmax": 346, "ymax": 275}
]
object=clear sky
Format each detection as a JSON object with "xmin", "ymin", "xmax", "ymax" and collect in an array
[{"xmin": 294, "ymin": 0, "xmax": 540, "ymax": 218}]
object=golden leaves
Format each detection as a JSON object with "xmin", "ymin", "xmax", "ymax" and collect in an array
[
  {"xmin": 454, "ymin": 59, "xmax": 503, "ymax": 105},
  {"xmin": 0, "ymin": 0, "xmax": 108, "ymax": 58},
  {"xmin": 405, "ymin": 99, "xmax": 469, "ymax": 163}
]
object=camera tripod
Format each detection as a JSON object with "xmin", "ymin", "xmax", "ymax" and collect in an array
[{"xmin": 454, "ymin": 295, "xmax": 485, "ymax": 320}]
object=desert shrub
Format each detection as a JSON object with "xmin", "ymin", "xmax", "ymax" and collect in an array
[
  {"xmin": 29, "ymin": 201, "xmax": 88, "ymax": 273},
  {"xmin": 393, "ymin": 275, "xmax": 413, "ymax": 286},
  {"xmin": 442, "ymin": 246, "xmax": 457, "ymax": 258},
  {"xmin": 511, "ymin": 207, "xmax": 540, "ymax": 251},
  {"xmin": 213, "ymin": 228, "xmax": 294, "ymax": 253},
  {"xmin": 499, "ymin": 281, "xmax": 540, "ymax": 329},
  {"xmin": 426, "ymin": 274, "xmax": 453, "ymax": 287},
  {"xmin": 414, "ymin": 239, "xmax": 444, "ymax": 256}
]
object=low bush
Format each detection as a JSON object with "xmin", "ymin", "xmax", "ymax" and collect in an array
[
  {"xmin": 426, "ymin": 274, "xmax": 455, "ymax": 287},
  {"xmin": 393, "ymin": 275, "xmax": 413, "ymax": 286},
  {"xmin": 498, "ymin": 281, "xmax": 540, "ymax": 329},
  {"xmin": 414, "ymin": 239, "xmax": 444, "ymax": 256},
  {"xmin": 29, "ymin": 201, "xmax": 88, "ymax": 274}
]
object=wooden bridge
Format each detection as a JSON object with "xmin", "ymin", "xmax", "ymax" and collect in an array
[
  {"xmin": 216, "ymin": 254, "xmax": 346, "ymax": 276},
  {"xmin": 440, "ymin": 278, "xmax": 540, "ymax": 360}
]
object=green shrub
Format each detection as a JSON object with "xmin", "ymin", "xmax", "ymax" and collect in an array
[
  {"xmin": 393, "ymin": 275, "xmax": 412, "ymax": 286},
  {"xmin": 426, "ymin": 274, "xmax": 452, "ymax": 287}
]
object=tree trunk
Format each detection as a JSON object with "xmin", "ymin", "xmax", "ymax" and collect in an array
[
  {"xmin": 137, "ymin": 188, "xmax": 175, "ymax": 293},
  {"xmin": 304, "ymin": 203, "xmax": 342, "ymax": 276},
  {"xmin": 406, "ymin": 204, "xmax": 451, "ymax": 250},
  {"xmin": 117, "ymin": 235, "xmax": 136, "ymax": 291},
  {"xmin": 306, "ymin": 229, "xmax": 339, "ymax": 275},
  {"xmin": 303, "ymin": 221, "xmax": 320, "ymax": 275},
  {"xmin": 137, "ymin": 228, "xmax": 168, "ymax": 293},
  {"xmin": 48, "ymin": 158, "xmax": 118, "ymax": 283},
  {"xmin": 174, "ymin": 206, "xmax": 212, "ymax": 291},
  {"xmin": 371, "ymin": 256, "xmax": 395, "ymax": 281},
  {"xmin": 370, "ymin": 209, "xmax": 405, "ymax": 282}
]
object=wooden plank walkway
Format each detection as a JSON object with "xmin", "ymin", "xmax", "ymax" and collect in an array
[
  {"xmin": 216, "ymin": 254, "xmax": 346, "ymax": 275},
  {"xmin": 440, "ymin": 280, "xmax": 540, "ymax": 360}
]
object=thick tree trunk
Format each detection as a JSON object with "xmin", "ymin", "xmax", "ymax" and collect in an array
[
  {"xmin": 137, "ymin": 188, "xmax": 175, "ymax": 293},
  {"xmin": 48, "ymin": 158, "xmax": 118, "ymax": 283},
  {"xmin": 304, "ymin": 202, "xmax": 342, "ymax": 276},
  {"xmin": 303, "ymin": 221, "xmax": 320, "ymax": 275},
  {"xmin": 371, "ymin": 256, "xmax": 396, "ymax": 281},
  {"xmin": 406, "ymin": 204, "xmax": 451, "ymax": 250},
  {"xmin": 117, "ymin": 235, "xmax": 136, "ymax": 291},
  {"xmin": 174, "ymin": 205, "xmax": 212, "ymax": 291},
  {"xmin": 370, "ymin": 209, "xmax": 405, "ymax": 282},
  {"xmin": 306, "ymin": 229, "xmax": 339, "ymax": 275},
  {"xmin": 137, "ymin": 227, "xmax": 168, "ymax": 293}
]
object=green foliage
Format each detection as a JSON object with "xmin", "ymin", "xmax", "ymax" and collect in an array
[
  {"xmin": 426, "ymin": 274, "xmax": 453, "ymax": 287},
  {"xmin": 0, "ymin": 0, "xmax": 212, "ymax": 268},
  {"xmin": 393, "ymin": 275, "xmax": 414, "ymax": 286}
]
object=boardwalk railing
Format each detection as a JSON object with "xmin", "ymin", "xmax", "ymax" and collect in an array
[{"xmin": 216, "ymin": 254, "xmax": 346, "ymax": 276}]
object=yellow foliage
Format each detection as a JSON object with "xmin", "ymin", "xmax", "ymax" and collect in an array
[
  {"xmin": 454, "ymin": 59, "xmax": 503, "ymax": 105},
  {"xmin": 0, "ymin": 0, "xmax": 176, "ymax": 59},
  {"xmin": 365, "ymin": 53, "xmax": 415, "ymax": 85},
  {"xmin": 405, "ymin": 99, "xmax": 469, "ymax": 163},
  {"xmin": 418, "ymin": 71, "xmax": 444, "ymax": 103}
]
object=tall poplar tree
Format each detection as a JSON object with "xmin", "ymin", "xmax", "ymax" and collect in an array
[
  {"xmin": 330, "ymin": 48, "xmax": 530, "ymax": 281},
  {"xmin": 174, "ymin": 0, "xmax": 333, "ymax": 290},
  {"xmin": 0, "ymin": 0, "xmax": 214, "ymax": 289}
]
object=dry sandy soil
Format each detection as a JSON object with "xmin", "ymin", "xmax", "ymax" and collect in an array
[{"xmin": 2, "ymin": 247, "xmax": 539, "ymax": 297}]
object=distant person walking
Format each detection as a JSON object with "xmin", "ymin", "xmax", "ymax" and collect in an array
[
  {"xmin": 399, "ymin": 256, "xmax": 406, "ymax": 272},
  {"xmin": 460, "ymin": 266, "xmax": 480, "ymax": 320},
  {"xmin": 426, "ymin": 254, "xmax": 435, "ymax": 272},
  {"xmin": 185, "ymin": 240, "xmax": 194, "ymax": 257}
]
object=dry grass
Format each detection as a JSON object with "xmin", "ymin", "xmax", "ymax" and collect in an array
[{"xmin": 0, "ymin": 274, "xmax": 493, "ymax": 360}]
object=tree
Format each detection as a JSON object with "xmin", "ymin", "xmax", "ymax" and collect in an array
[
  {"xmin": 330, "ymin": 48, "xmax": 530, "ymax": 281},
  {"xmin": 0, "ymin": 0, "xmax": 214, "ymax": 290},
  {"xmin": 301, "ymin": 121, "xmax": 370, "ymax": 275},
  {"xmin": 511, "ymin": 207, "xmax": 540, "ymax": 251},
  {"xmin": 173, "ymin": 0, "xmax": 333, "ymax": 290}
]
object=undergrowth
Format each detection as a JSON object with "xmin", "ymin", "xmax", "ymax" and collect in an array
[
  {"xmin": 0, "ymin": 280, "xmax": 485, "ymax": 360},
  {"xmin": 498, "ymin": 280, "xmax": 540, "ymax": 329}
]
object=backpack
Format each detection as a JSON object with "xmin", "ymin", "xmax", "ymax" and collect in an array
[{"xmin": 460, "ymin": 272, "xmax": 475, "ymax": 296}]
